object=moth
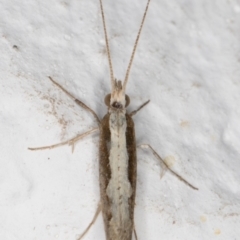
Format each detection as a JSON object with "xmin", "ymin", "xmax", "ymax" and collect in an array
[{"xmin": 29, "ymin": 0, "xmax": 197, "ymax": 239}]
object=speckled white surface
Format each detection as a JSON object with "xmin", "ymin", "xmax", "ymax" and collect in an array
[{"xmin": 1, "ymin": 0, "xmax": 240, "ymax": 239}]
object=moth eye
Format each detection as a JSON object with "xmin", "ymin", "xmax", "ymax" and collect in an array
[
  {"xmin": 104, "ymin": 94, "xmax": 111, "ymax": 106},
  {"xmin": 125, "ymin": 95, "xmax": 130, "ymax": 107}
]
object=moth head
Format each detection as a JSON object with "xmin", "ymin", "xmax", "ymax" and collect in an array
[{"xmin": 105, "ymin": 79, "xmax": 130, "ymax": 109}]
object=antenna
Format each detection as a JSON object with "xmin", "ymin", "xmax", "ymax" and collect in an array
[
  {"xmin": 122, "ymin": 0, "xmax": 151, "ymax": 92},
  {"xmin": 99, "ymin": 0, "xmax": 115, "ymax": 91}
]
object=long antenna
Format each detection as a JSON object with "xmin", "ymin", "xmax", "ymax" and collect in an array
[
  {"xmin": 122, "ymin": 0, "xmax": 151, "ymax": 91},
  {"xmin": 99, "ymin": 0, "xmax": 115, "ymax": 91}
]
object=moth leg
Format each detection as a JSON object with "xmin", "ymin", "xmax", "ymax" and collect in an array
[
  {"xmin": 48, "ymin": 76, "xmax": 100, "ymax": 124},
  {"xmin": 138, "ymin": 144, "xmax": 198, "ymax": 190},
  {"xmin": 133, "ymin": 224, "xmax": 138, "ymax": 240},
  {"xmin": 77, "ymin": 203, "xmax": 102, "ymax": 240},
  {"xmin": 129, "ymin": 100, "xmax": 150, "ymax": 117},
  {"xmin": 28, "ymin": 128, "xmax": 98, "ymax": 152}
]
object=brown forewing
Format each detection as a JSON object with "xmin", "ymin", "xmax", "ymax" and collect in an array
[{"xmin": 99, "ymin": 113, "xmax": 137, "ymax": 240}]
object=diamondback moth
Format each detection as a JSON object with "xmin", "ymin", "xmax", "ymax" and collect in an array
[{"xmin": 29, "ymin": 0, "xmax": 198, "ymax": 239}]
